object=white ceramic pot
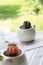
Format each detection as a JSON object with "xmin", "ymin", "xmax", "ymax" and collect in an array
[
  {"xmin": 17, "ymin": 25, "xmax": 36, "ymax": 42},
  {"xmin": 2, "ymin": 49, "xmax": 24, "ymax": 65}
]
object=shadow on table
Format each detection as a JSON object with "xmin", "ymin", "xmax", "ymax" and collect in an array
[
  {"xmin": 21, "ymin": 38, "xmax": 43, "ymax": 46},
  {"xmin": 13, "ymin": 54, "xmax": 28, "ymax": 65}
]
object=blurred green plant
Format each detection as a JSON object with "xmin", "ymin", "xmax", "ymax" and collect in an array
[
  {"xmin": 39, "ymin": 0, "xmax": 43, "ymax": 6},
  {"xmin": 33, "ymin": 6, "xmax": 40, "ymax": 14},
  {"xmin": 0, "ymin": 5, "xmax": 21, "ymax": 19}
]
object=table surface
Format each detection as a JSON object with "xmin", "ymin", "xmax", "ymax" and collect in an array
[{"xmin": 0, "ymin": 30, "xmax": 43, "ymax": 65}]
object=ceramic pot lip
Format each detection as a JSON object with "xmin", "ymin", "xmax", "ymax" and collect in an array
[
  {"xmin": 18, "ymin": 25, "xmax": 35, "ymax": 30},
  {"xmin": 2, "ymin": 49, "xmax": 24, "ymax": 59}
]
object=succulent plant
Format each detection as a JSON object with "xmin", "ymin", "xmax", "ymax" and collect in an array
[
  {"xmin": 7, "ymin": 44, "xmax": 20, "ymax": 56},
  {"xmin": 23, "ymin": 21, "xmax": 31, "ymax": 29}
]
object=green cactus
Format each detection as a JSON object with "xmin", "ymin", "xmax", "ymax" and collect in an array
[{"xmin": 23, "ymin": 21, "xmax": 31, "ymax": 29}]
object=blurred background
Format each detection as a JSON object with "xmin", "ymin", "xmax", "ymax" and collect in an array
[{"xmin": 0, "ymin": 0, "xmax": 43, "ymax": 32}]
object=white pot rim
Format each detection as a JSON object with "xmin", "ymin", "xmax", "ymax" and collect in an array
[
  {"xmin": 2, "ymin": 49, "xmax": 24, "ymax": 59},
  {"xmin": 18, "ymin": 25, "xmax": 35, "ymax": 30}
]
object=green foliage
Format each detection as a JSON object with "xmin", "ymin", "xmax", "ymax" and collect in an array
[
  {"xmin": 34, "ymin": 7, "xmax": 40, "ymax": 14},
  {"xmin": 0, "ymin": 5, "xmax": 21, "ymax": 19},
  {"xmin": 0, "ymin": 0, "xmax": 43, "ymax": 31},
  {"xmin": 39, "ymin": 0, "xmax": 43, "ymax": 6}
]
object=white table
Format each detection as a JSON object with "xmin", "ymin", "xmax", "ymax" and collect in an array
[{"xmin": 0, "ymin": 31, "xmax": 43, "ymax": 65}]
